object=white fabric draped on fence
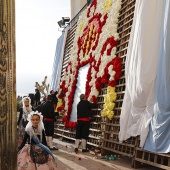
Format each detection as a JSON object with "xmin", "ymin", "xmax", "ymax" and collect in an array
[
  {"xmin": 119, "ymin": 0, "xmax": 165, "ymax": 148},
  {"xmin": 144, "ymin": 0, "xmax": 170, "ymax": 153}
]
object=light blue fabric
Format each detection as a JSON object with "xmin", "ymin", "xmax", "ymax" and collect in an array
[
  {"xmin": 144, "ymin": 0, "xmax": 170, "ymax": 153},
  {"xmin": 32, "ymin": 136, "xmax": 55, "ymax": 160},
  {"xmin": 51, "ymin": 32, "xmax": 65, "ymax": 90}
]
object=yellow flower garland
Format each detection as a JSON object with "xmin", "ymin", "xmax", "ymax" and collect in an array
[
  {"xmin": 59, "ymin": 0, "xmax": 122, "ymax": 124},
  {"xmin": 101, "ymin": 86, "xmax": 117, "ymax": 119},
  {"xmin": 55, "ymin": 98, "xmax": 63, "ymax": 112}
]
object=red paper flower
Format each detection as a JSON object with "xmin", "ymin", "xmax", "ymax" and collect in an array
[
  {"xmin": 57, "ymin": 0, "xmax": 122, "ymax": 128},
  {"xmin": 57, "ymin": 106, "xmax": 63, "ymax": 112}
]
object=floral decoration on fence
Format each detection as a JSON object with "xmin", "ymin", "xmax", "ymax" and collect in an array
[{"xmin": 56, "ymin": 0, "xmax": 122, "ymax": 128}]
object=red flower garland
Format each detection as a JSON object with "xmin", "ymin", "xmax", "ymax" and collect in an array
[{"xmin": 58, "ymin": 0, "xmax": 122, "ymax": 129}]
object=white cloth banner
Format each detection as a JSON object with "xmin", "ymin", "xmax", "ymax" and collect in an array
[
  {"xmin": 144, "ymin": 0, "xmax": 170, "ymax": 153},
  {"xmin": 70, "ymin": 64, "xmax": 90, "ymax": 121},
  {"xmin": 119, "ymin": 0, "xmax": 164, "ymax": 147}
]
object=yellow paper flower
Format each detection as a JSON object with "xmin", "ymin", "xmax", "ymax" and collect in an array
[
  {"xmin": 108, "ymin": 93, "xmax": 117, "ymax": 102},
  {"xmin": 84, "ymin": 35, "xmax": 88, "ymax": 43},
  {"xmin": 101, "ymin": 109, "xmax": 107, "ymax": 117},
  {"xmin": 55, "ymin": 98, "xmax": 63, "ymax": 112},
  {"xmin": 57, "ymin": 98, "xmax": 63, "ymax": 106},
  {"xmin": 89, "ymin": 31, "xmax": 92, "ymax": 38},
  {"xmin": 90, "ymin": 22, "xmax": 94, "ymax": 31},
  {"xmin": 101, "ymin": 86, "xmax": 117, "ymax": 119},
  {"xmin": 107, "ymin": 111, "xmax": 114, "ymax": 120},
  {"xmin": 96, "ymin": 33, "xmax": 98, "ymax": 39},
  {"xmin": 58, "ymin": 0, "xmax": 122, "ymax": 120},
  {"xmin": 84, "ymin": 48, "xmax": 89, "ymax": 58},
  {"xmin": 92, "ymin": 34, "xmax": 95, "ymax": 39},
  {"xmin": 104, "ymin": 0, "xmax": 112, "ymax": 13},
  {"xmin": 86, "ymin": 41, "xmax": 90, "ymax": 49},
  {"xmin": 78, "ymin": 22, "xmax": 85, "ymax": 35},
  {"xmin": 106, "ymin": 102, "xmax": 115, "ymax": 110},
  {"xmin": 104, "ymin": 95, "xmax": 108, "ymax": 103},
  {"xmin": 107, "ymin": 86, "xmax": 115, "ymax": 93}
]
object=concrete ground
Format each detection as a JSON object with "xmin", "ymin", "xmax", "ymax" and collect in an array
[
  {"xmin": 52, "ymin": 139, "xmax": 162, "ymax": 170},
  {"xmin": 17, "ymin": 111, "xmax": 162, "ymax": 170}
]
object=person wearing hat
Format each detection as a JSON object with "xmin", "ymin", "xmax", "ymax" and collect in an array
[{"xmin": 75, "ymin": 94, "xmax": 98, "ymax": 152}]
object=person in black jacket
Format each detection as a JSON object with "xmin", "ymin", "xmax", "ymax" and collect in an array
[
  {"xmin": 75, "ymin": 94, "xmax": 98, "ymax": 153},
  {"xmin": 35, "ymin": 101, "xmax": 42, "ymax": 112},
  {"xmin": 50, "ymin": 90, "xmax": 58, "ymax": 109},
  {"xmin": 41, "ymin": 94, "xmax": 59, "ymax": 150},
  {"xmin": 34, "ymin": 88, "xmax": 41, "ymax": 106}
]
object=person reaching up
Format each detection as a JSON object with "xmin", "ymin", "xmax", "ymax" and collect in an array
[
  {"xmin": 75, "ymin": 94, "xmax": 98, "ymax": 153},
  {"xmin": 50, "ymin": 90, "xmax": 58, "ymax": 109}
]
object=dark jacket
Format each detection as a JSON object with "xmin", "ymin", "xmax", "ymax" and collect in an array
[
  {"xmin": 18, "ymin": 129, "xmax": 47, "ymax": 152},
  {"xmin": 77, "ymin": 100, "xmax": 98, "ymax": 119},
  {"xmin": 17, "ymin": 107, "xmax": 35, "ymax": 127},
  {"xmin": 35, "ymin": 105, "xmax": 42, "ymax": 113},
  {"xmin": 41, "ymin": 101, "xmax": 59, "ymax": 119},
  {"xmin": 52, "ymin": 91, "xmax": 58, "ymax": 105},
  {"xmin": 35, "ymin": 91, "xmax": 41, "ymax": 101}
]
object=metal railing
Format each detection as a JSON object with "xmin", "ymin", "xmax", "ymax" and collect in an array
[{"xmin": 63, "ymin": 0, "xmax": 94, "ymax": 30}]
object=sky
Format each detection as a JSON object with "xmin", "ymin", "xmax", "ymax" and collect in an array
[{"xmin": 16, "ymin": 0, "xmax": 71, "ymax": 96}]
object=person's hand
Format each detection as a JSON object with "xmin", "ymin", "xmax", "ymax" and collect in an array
[
  {"xmin": 60, "ymin": 110, "xmax": 64, "ymax": 115},
  {"xmin": 90, "ymin": 98, "xmax": 93, "ymax": 103},
  {"xmin": 17, "ymin": 125, "xmax": 19, "ymax": 130},
  {"xmin": 100, "ymin": 104, "xmax": 103, "ymax": 110}
]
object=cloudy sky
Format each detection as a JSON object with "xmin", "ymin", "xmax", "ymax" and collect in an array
[{"xmin": 16, "ymin": 0, "xmax": 71, "ymax": 96}]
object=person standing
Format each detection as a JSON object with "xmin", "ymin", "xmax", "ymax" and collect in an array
[
  {"xmin": 17, "ymin": 96, "xmax": 34, "ymax": 129},
  {"xmin": 28, "ymin": 93, "xmax": 35, "ymax": 106},
  {"xmin": 35, "ymin": 101, "xmax": 42, "ymax": 112},
  {"xmin": 34, "ymin": 88, "xmax": 41, "ymax": 107},
  {"xmin": 75, "ymin": 94, "xmax": 98, "ymax": 152},
  {"xmin": 17, "ymin": 96, "xmax": 22, "ymax": 112},
  {"xmin": 50, "ymin": 90, "xmax": 58, "ymax": 109},
  {"xmin": 17, "ymin": 97, "xmax": 35, "ymax": 147},
  {"xmin": 41, "ymin": 95, "xmax": 59, "ymax": 150}
]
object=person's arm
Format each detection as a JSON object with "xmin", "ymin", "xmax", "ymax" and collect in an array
[
  {"xmin": 18, "ymin": 132, "xmax": 29, "ymax": 152},
  {"xmin": 48, "ymin": 103, "xmax": 59, "ymax": 117},
  {"xmin": 53, "ymin": 91, "xmax": 58, "ymax": 104},
  {"xmin": 34, "ymin": 93, "xmax": 37, "ymax": 100},
  {"xmin": 17, "ymin": 108, "xmax": 23, "ymax": 126},
  {"xmin": 38, "ymin": 92, "xmax": 41, "ymax": 100},
  {"xmin": 89, "ymin": 101, "xmax": 98, "ymax": 108},
  {"xmin": 54, "ymin": 112, "xmax": 59, "ymax": 116},
  {"xmin": 32, "ymin": 107, "xmax": 35, "ymax": 111},
  {"xmin": 54, "ymin": 91, "xmax": 58, "ymax": 96}
]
